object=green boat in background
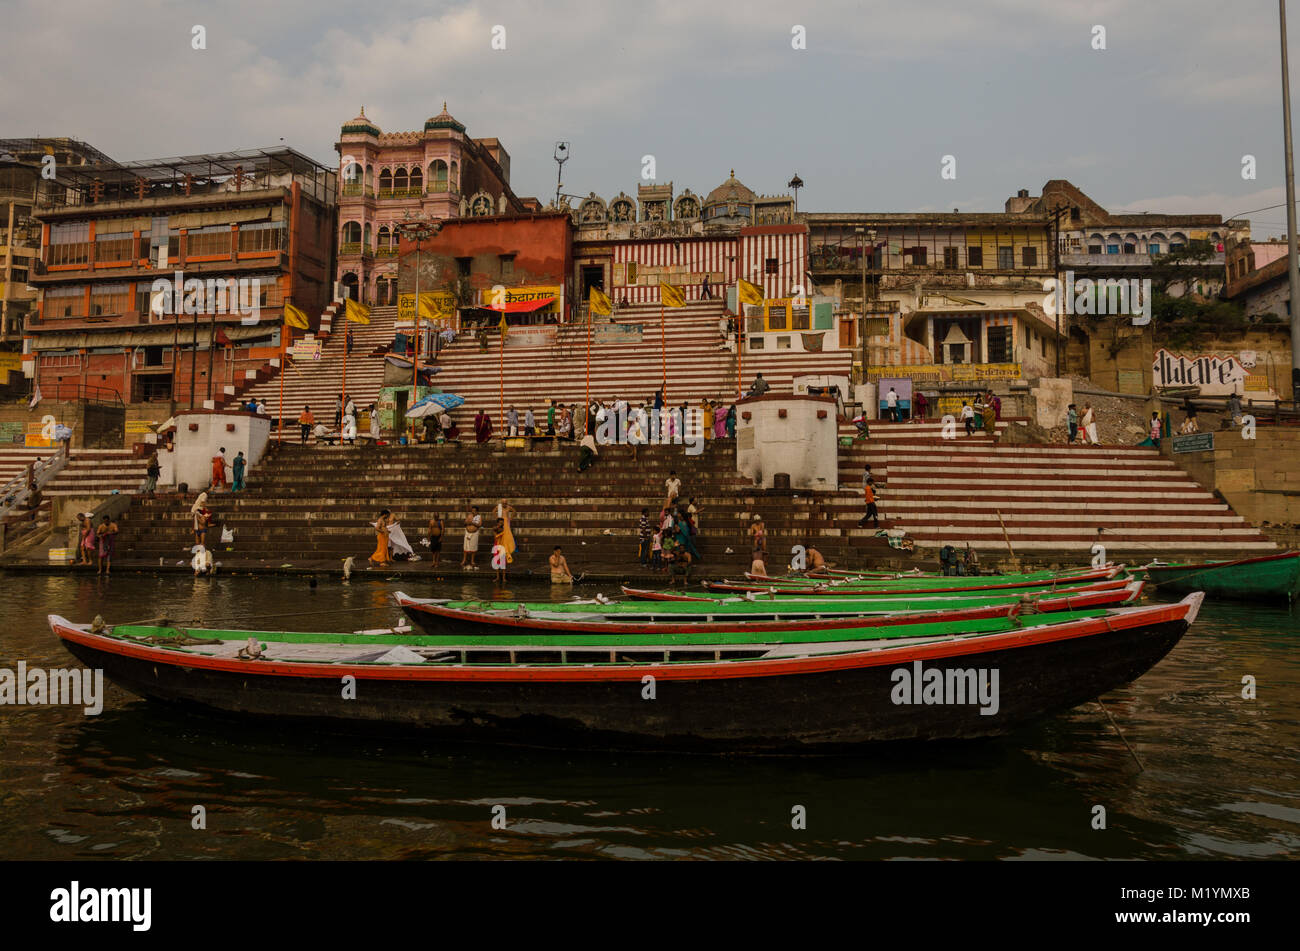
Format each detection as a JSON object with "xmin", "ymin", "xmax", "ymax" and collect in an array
[{"xmin": 1141, "ymin": 551, "xmax": 1300, "ymax": 602}]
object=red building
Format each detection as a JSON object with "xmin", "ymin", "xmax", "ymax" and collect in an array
[{"xmin": 26, "ymin": 148, "xmax": 336, "ymax": 405}]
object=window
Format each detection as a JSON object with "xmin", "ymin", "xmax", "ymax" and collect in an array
[
  {"xmin": 626, "ymin": 262, "xmax": 638, "ymax": 285},
  {"xmin": 997, "ymin": 247, "xmax": 1014, "ymax": 269},
  {"xmin": 767, "ymin": 304, "xmax": 788, "ymax": 330},
  {"xmin": 1088, "ymin": 244, "xmax": 1102, "ymax": 254},
  {"xmin": 238, "ymin": 222, "xmax": 285, "ymax": 252},
  {"xmin": 1106, "ymin": 244, "xmax": 1120, "ymax": 254},
  {"xmin": 187, "ymin": 225, "xmax": 231, "ymax": 257},
  {"xmin": 1021, "ymin": 247, "xmax": 1037, "ymax": 267},
  {"xmin": 791, "ymin": 304, "xmax": 810, "ymax": 330},
  {"xmin": 1123, "ymin": 242, "xmax": 1136, "ymax": 254},
  {"xmin": 764, "ymin": 258, "xmax": 778, "ymax": 275},
  {"xmin": 943, "ymin": 247, "xmax": 960, "ymax": 268},
  {"xmin": 456, "ymin": 257, "xmax": 472, "ymax": 277},
  {"xmin": 967, "ymin": 246, "xmax": 983, "ymax": 267},
  {"xmin": 1070, "ymin": 207, "xmax": 1081, "ymax": 221},
  {"xmin": 1169, "ymin": 242, "xmax": 1185, "ymax": 252},
  {"xmin": 49, "ymin": 221, "xmax": 90, "ymax": 266},
  {"xmin": 46, "ymin": 286, "xmax": 86, "ymax": 317},
  {"xmin": 986, "ymin": 325, "xmax": 1012, "ymax": 363},
  {"xmin": 89, "ymin": 283, "xmax": 131, "ymax": 316},
  {"xmin": 905, "ymin": 247, "xmax": 927, "ymax": 266},
  {"xmin": 749, "ymin": 336, "xmax": 765, "ymax": 350},
  {"xmin": 95, "ymin": 231, "xmax": 133, "ymax": 262},
  {"xmin": 500, "ymin": 254, "xmax": 515, "ymax": 278},
  {"xmin": 776, "ymin": 336, "xmax": 792, "ymax": 349}
]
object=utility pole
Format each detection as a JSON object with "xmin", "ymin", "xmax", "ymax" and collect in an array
[
  {"xmin": 1047, "ymin": 205, "xmax": 1068, "ymax": 378},
  {"xmin": 554, "ymin": 142, "xmax": 570, "ymax": 209},
  {"xmin": 1281, "ymin": 0, "xmax": 1300, "ymax": 399}
]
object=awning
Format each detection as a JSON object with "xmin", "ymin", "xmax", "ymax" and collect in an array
[
  {"xmin": 30, "ymin": 324, "xmax": 276, "ymax": 351},
  {"xmin": 484, "ymin": 297, "xmax": 556, "ymax": 313}
]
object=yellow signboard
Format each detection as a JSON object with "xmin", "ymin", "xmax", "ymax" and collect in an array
[
  {"xmin": 951, "ymin": 363, "xmax": 1021, "ymax": 381},
  {"xmin": 480, "ymin": 285, "xmax": 561, "ymax": 312},
  {"xmin": 865, "ymin": 364, "xmax": 950, "ymax": 382},
  {"xmin": 397, "ymin": 292, "xmax": 457, "ymax": 323}
]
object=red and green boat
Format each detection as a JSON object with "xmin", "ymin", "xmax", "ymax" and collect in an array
[
  {"xmin": 46, "ymin": 592, "xmax": 1202, "ymax": 751},
  {"xmin": 395, "ymin": 581, "xmax": 1144, "ymax": 638},
  {"xmin": 1141, "ymin": 551, "xmax": 1300, "ymax": 602}
]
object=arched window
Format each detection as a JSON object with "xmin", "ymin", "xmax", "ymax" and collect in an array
[
  {"xmin": 1123, "ymin": 232, "xmax": 1139, "ymax": 254},
  {"xmin": 431, "ymin": 160, "xmax": 449, "ymax": 192},
  {"xmin": 393, "ymin": 167, "xmax": 408, "ymax": 191},
  {"xmin": 1105, "ymin": 233, "xmax": 1122, "ymax": 254},
  {"xmin": 378, "ymin": 169, "xmax": 392, "ymax": 194},
  {"xmin": 342, "ymin": 221, "xmax": 361, "ymax": 243},
  {"xmin": 450, "ymin": 161, "xmax": 459, "ymax": 192},
  {"xmin": 378, "ymin": 225, "xmax": 392, "ymax": 249},
  {"xmin": 342, "ymin": 159, "xmax": 361, "ymax": 183},
  {"xmin": 363, "ymin": 223, "xmax": 371, "ymax": 250},
  {"xmin": 365, "ymin": 164, "xmax": 373, "ymax": 188},
  {"xmin": 1169, "ymin": 231, "xmax": 1187, "ymax": 251},
  {"xmin": 341, "ymin": 272, "xmax": 360, "ymax": 300},
  {"xmin": 1148, "ymin": 232, "xmax": 1167, "ymax": 255},
  {"xmin": 410, "ymin": 166, "xmax": 423, "ymax": 191}
]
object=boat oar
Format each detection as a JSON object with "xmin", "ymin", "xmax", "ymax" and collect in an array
[{"xmin": 1095, "ymin": 698, "xmax": 1145, "ymax": 772}]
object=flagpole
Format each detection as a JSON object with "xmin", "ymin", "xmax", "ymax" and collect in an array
[
  {"xmin": 499, "ymin": 313, "xmax": 505, "ymax": 434},
  {"xmin": 341, "ymin": 324, "xmax": 348, "ymax": 416},
  {"xmin": 278, "ymin": 325, "xmax": 286, "ymax": 444},
  {"xmin": 585, "ymin": 302, "xmax": 591, "ymax": 410},
  {"xmin": 736, "ymin": 283, "xmax": 743, "ymax": 400},
  {"xmin": 660, "ymin": 298, "xmax": 666, "ymax": 402}
]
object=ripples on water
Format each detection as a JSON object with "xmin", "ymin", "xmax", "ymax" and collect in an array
[{"xmin": 1, "ymin": 572, "xmax": 1296, "ymax": 860}]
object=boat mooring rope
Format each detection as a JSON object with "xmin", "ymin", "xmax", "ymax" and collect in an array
[{"xmin": 1095, "ymin": 698, "xmax": 1144, "ymax": 771}]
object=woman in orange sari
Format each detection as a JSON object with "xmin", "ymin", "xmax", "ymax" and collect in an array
[{"xmin": 368, "ymin": 509, "xmax": 392, "ymax": 568}]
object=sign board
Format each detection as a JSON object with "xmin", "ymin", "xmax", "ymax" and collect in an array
[
  {"xmin": 1172, "ymin": 432, "xmax": 1215, "ymax": 454},
  {"xmin": 481, "ymin": 285, "xmax": 561, "ymax": 312},
  {"xmin": 951, "ymin": 363, "xmax": 1021, "ymax": 381},
  {"xmin": 594, "ymin": 323, "xmax": 643, "ymax": 345},
  {"xmin": 397, "ymin": 292, "xmax": 457, "ymax": 325},
  {"xmin": 865, "ymin": 364, "xmax": 949, "ymax": 382},
  {"xmin": 289, "ymin": 340, "xmax": 321, "ymax": 360},
  {"xmin": 503, "ymin": 326, "xmax": 557, "ymax": 348},
  {"xmin": 1153, "ymin": 349, "xmax": 1246, "ymax": 394}
]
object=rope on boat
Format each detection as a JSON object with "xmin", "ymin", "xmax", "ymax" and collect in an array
[{"xmin": 1095, "ymin": 698, "xmax": 1145, "ymax": 772}]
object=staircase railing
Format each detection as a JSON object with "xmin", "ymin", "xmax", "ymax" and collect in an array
[{"xmin": 0, "ymin": 443, "xmax": 70, "ymax": 519}]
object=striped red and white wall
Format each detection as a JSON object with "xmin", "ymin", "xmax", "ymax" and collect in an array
[{"xmin": 740, "ymin": 226, "xmax": 809, "ymax": 300}]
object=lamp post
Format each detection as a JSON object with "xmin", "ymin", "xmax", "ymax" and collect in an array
[
  {"xmin": 394, "ymin": 215, "xmax": 438, "ymax": 441},
  {"xmin": 787, "ymin": 174, "xmax": 803, "ymax": 216}
]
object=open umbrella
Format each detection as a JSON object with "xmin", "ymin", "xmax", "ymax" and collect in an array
[{"xmin": 405, "ymin": 392, "xmax": 465, "ymax": 418}]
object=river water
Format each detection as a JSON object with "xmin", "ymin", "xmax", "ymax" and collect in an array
[{"xmin": 1, "ymin": 571, "xmax": 1297, "ymax": 861}]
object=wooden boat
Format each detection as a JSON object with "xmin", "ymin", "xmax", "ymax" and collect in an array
[
  {"xmin": 702, "ymin": 567, "xmax": 1125, "ymax": 597},
  {"xmin": 622, "ymin": 578, "xmax": 1131, "ymax": 602},
  {"xmin": 1140, "ymin": 551, "xmax": 1300, "ymax": 602},
  {"xmin": 47, "ymin": 593, "xmax": 1202, "ymax": 751},
  {"xmin": 747, "ymin": 565, "xmax": 1114, "ymax": 584},
  {"xmin": 395, "ymin": 582, "xmax": 1145, "ymax": 638}
]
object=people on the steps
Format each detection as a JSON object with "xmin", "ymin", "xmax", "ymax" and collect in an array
[
  {"xmin": 1082, "ymin": 403, "xmax": 1099, "ymax": 445},
  {"xmin": 474, "ymin": 409, "xmax": 493, "ymax": 443},
  {"xmin": 549, "ymin": 546, "xmax": 573, "ymax": 584},
  {"xmin": 211, "ymin": 447, "xmax": 228, "ymax": 490},
  {"xmin": 232, "ymin": 451, "xmax": 246, "ymax": 492},
  {"xmin": 298, "ymin": 405, "xmax": 314, "ymax": 444},
  {"xmin": 578, "ymin": 431, "xmax": 598, "ymax": 472},
  {"xmin": 96, "ymin": 514, "xmax": 117, "ymax": 575},
  {"xmin": 426, "ymin": 512, "xmax": 443, "ymax": 568},
  {"xmin": 191, "ymin": 493, "xmax": 211, "ymax": 549},
  {"xmin": 961, "ymin": 400, "xmax": 975, "ymax": 436},
  {"xmin": 747, "ymin": 373, "xmax": 770, "ymax": 397},
  {"xmin": 145, "ymin": 452, "xmax": 160, "ymax": 496},
  {"xmin": 1067, "ymin": 404, "xmax": 1079, "ymax": 444},
  {"xmin": 460, "ymin": 506, "xmax": 482, "ymax": 568},
  {"xmin": 77, "ymin": 513, "xmax": 96, "ymax": 566},
  {"xmin": 368, "ymin": 509, "xmax": 392, "ymax": 568}
]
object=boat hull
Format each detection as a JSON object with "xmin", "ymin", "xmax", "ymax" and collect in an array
[
  {"xmin": 50, "ymin": 596, "xmax": 1197, "ymax": 752},
  {"xmin": 1143, "ymin": 551, "xmax": 1300, "ymax": 602}
]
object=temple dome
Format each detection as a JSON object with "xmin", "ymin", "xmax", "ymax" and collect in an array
[
  {"xmin": 705, "ymin": 169, "xmax": 756, "ymax": 206},
  {"xmin": 424, "ymin": 102, "xmax": 467, "ymax": 133},
  {"xmin": 341, "ymin": 107, "xmax": 380, "ymax": 136}
]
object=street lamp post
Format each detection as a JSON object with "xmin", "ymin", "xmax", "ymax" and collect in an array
[{"xmin": 395, "ymin": 215, "xmax": 438, "ymax": 441}]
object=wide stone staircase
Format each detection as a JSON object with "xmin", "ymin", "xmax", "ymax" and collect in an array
[
  {"xmin": 238, "ymin": 305, "xmax": 401, "ymax": 434},
  {"xmin": 234, "ymin": 299, "xmax": 853, "ymax": 441},
  {"xmin": 116, "ymin": 439, "xmax": 891, "ymax": 574},
  {"xmin": 837, "ymin": 419, "xmax": 1276, "ymax": 556}
]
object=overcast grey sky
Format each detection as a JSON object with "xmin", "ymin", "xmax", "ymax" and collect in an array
[{"xmin": 3, "ymin": 0, "xmax": 1298, "ymax": 232}]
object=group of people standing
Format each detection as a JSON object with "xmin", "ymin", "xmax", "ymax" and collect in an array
[
  {"xmin": 1066, "ymin": 403, "xmax": 1101, "ymax": 445},
  {"xmin": 74, "ymin": 511, "xmax": 118, "ymax": 574}
]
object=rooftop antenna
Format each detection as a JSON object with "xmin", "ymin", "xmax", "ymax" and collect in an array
[{"xmin": 554, "ymin": 141, "xmax": 570, "ymax": 208}]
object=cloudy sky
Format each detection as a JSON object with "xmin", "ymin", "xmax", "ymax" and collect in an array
[{"xmin": 3, "ymin": 0, "xmax": 1299, "ymax": 233}]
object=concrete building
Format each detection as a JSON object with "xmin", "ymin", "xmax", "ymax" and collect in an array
[
  {"xmin": 26, "ymin": 147, "xmax": 336, "ymax": 406},
  {"xmin": 802, "ymin": 209, "xmax": 1060, "ymax": 395},
  {"xmin": 334, "ymin": 105, "xmax": 542, "ymax": 306},
  {"xmin": 0, "ymin": 138, "xmax": 116, "ymax": 394}
]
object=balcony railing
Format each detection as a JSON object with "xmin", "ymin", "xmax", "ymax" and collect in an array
[
  {"xmin": 376, "ymin": 246, "xmax": 399, "ymax": 256},
  {"xmin": 1060, "ymin": 252, "xmax": 1225, "ymax": 268},
  {"xmin": 377, "ymin": 187, "xmax": 424, "ymax": 199},
  {"xmin": 341, "ymin": 183, "xmax": 372, "ymax": 197}
]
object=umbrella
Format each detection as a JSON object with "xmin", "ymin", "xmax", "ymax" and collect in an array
[{"xmin": 406, "ymin": 392, "xmax": 465, "ymax": 418}]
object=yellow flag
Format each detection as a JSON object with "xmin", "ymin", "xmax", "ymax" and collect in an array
[
  {"xmin": 589, "ymin": 287, "xmax": 613, "ymax": 317},
  {"xmin": 659, "ymin": 281, "xmax": 686, "ymax": 308},
  {"xmin": 344, "ymin": 298, "xmax": 371, "ymax": 325},
  {"xmin": 737, "ymin": 279, "xmax": 764, "ymax": 306},
  {"xmin": 498, "ymin": 311, "xmax": 508, "ymax": 339},
  {"xmin": 283, "ymin": 302, "xmax": 310, "ymax": 330}
]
